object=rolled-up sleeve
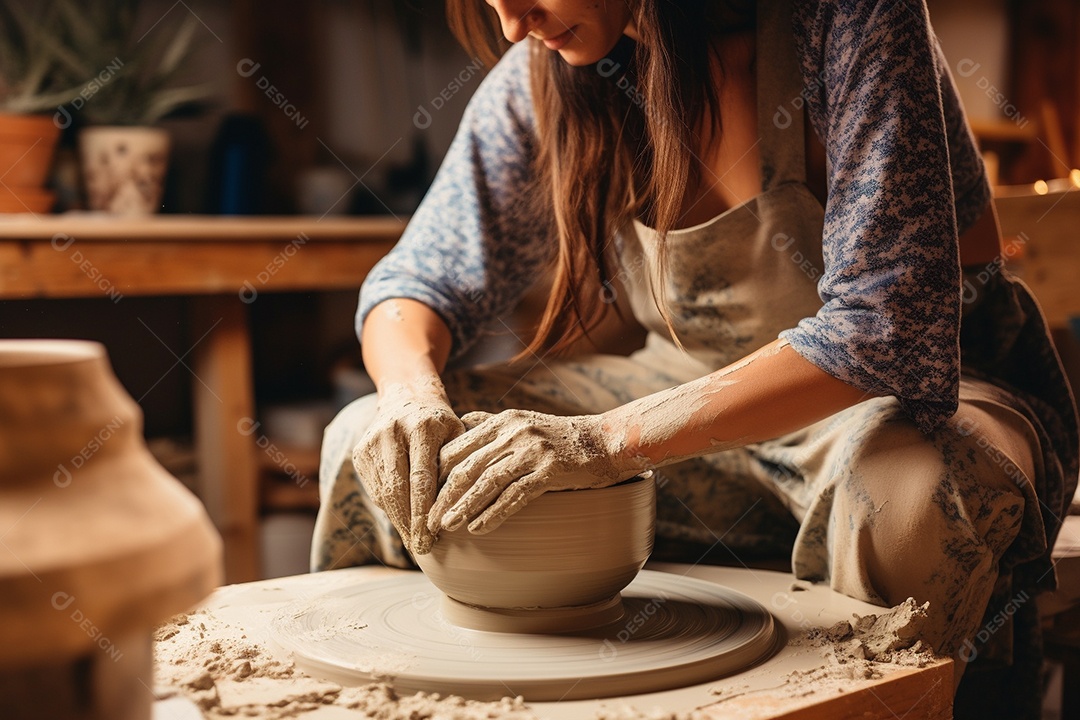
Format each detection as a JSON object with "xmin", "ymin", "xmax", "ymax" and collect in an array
[
  {"xmin": 782, "ymin": 0, "xmax": 980, "ymax": 432},
  {"xmin": 357, "ymin": 41, "xmax": 554, "ymax": 359}
]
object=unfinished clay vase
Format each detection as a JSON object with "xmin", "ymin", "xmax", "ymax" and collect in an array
[
  {"xmin": 0, "ymin": 340, "xmax": 222, "ymax": 720},
  {"xmin": 79, "ymin": 126, "xmax": 170, "ymax": 214},
  {"xmin": 414, "ymin": 475, "xmax": 655, "ymax": 631}
]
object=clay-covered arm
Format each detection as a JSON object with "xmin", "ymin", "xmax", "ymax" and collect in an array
[
  {"xmin": 353, "ymin": 299, "xmax": 464, "ymax": 555},
  {"xmin": 431, "ymin": 338, "xmax": 871, "ymax": 535},
  {"xmin": 599, "ymin": 338, "xmax": 870, "ymax": 468}
]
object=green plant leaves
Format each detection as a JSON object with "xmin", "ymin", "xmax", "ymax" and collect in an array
[{"xmin": 2, "ymin": 0, "xmax": 215, "ymax": 123}]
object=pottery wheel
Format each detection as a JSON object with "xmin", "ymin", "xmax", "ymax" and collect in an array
[{"xmin": 270, "ymin": 570, "xmax": 780, "ymax": 701}]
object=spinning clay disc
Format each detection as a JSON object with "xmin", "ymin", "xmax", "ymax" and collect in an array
[{"xmin": 270, "ymin": 570, "xmax": 779, "ymax": 701}]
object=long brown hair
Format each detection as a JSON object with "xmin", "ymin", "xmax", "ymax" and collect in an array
[{"xmin": 446, "ymin": 1, "xmax": 752, "ymax": 358}]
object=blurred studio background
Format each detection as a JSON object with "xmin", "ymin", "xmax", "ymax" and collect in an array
[{"xmin": 1, "ymin": 0, "xmax": 1079, "ymax": 582}]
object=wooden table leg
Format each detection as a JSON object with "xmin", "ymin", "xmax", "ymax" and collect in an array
[{"xmin": 191, "ymin": 295, "xmax": 259, "ymax": 583}]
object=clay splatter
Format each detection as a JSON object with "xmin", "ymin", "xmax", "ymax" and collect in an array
[{"xmin": 153, "ymin": 611, "xmax": 538, "ymax": 719}]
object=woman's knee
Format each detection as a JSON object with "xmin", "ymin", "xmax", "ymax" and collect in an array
[{"xmin": 821, "ymin": 406, "xmax": 1027, "ymax": 650}]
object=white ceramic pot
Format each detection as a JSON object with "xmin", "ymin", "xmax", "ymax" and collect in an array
[
  {"xmin": 79, "ymin": 126, "xmax": 170, "ymax": 215},
  {"xmin": 0, "ymin": 340, "xmax": 222, "ymax": 720}
]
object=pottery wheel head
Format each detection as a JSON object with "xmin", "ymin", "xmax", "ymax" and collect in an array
[
  {"xmin": 270, "ymin": 571, "xmax": 779, "ymax": 702},
  {"xmin": 441, "ymin": 593, "xmax": 627, "ymax": 633}
]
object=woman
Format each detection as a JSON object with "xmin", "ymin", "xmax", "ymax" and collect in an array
[{"xmin": 313, "ymin": 0, "xmax": 1077, "ymax": 706}]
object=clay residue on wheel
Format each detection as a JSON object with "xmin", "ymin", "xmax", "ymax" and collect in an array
[{"xmin": 153, "ymin": 610, "xmax": 538, "ymax": 719}]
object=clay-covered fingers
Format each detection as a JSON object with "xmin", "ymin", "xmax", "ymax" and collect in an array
[
  {"xmin": 460, "ymin": 410, "xmax": 494, "ymax": 430},
  {"xmin": 406, "ymin": 407, "xmax": 465, "ymax": 554},
  {"xmin": 350, "ymin": 387, "xmax": 466, "ymax": 556},
  {"xmin": 352, "ymin": 428, "xmax": 412, "ymax": 546},
  {"xmin": 429, "ymin": 436, "xmax": 518, "ymax": 532},
  {"xmin": 407, "ymin": 439, "xmax": 438, "ymax": 554},
  {"xmin": 465, "ymin": 471, "xmax": 549, "ymax": 534},
  {"xmin": 436, "ymin": 415, "xmax": 499, "ymax": 476}
]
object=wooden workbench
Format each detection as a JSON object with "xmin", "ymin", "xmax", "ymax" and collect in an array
[{"xmin": 0, "ymin": 214, "xmax": 403, "ymax": 583}]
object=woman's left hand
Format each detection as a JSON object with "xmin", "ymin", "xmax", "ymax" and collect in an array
[{"xmin": 427, "ymin": 409, "xmax": 643, "ymax": 536}]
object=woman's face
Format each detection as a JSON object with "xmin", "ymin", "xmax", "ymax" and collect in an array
[{"xmin": 485, "ymin": 1, "xmax": 636, "ymax": 66}]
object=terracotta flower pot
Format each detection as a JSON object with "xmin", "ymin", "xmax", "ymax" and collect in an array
[
  {"xmin": 79, "ymin": 126, "xmax": 170, "ymax": 215},
  {"xmin": 0, "ymin": 112, "xmax": 61, "ymax": 213},
  {"xmin": 0, "ymin": 340, "xmax": 222, "ymax": 720}
]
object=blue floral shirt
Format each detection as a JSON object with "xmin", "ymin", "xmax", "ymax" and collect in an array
[{"xmin": 358, "ymin": 0, "xmax": 992, "ymax": 432}]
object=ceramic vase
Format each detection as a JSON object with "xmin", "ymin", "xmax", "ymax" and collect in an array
[
  {"xmin": 79, "ymin": 126, "xmax": 170, "ymax": 215},
  {"xmin": 0, "ymin": 339, "xmax": 222, "ymax": 720}
]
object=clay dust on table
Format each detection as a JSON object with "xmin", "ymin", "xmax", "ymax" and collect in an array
[
  {"xmin": 798, "ymin": 596, "xmax": 938, "ymax": 668},
  {"xmin": 709, "ymin": 597, "xmax": 942, "ymax": 708},
  {"xmin": 153, "ymin": 610, "xmax": 538, "ymax": 719}
]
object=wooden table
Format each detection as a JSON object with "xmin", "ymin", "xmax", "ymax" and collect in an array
[{"xmin": 0, "ymin": 214, "xmax": 403, "ymax": 583}]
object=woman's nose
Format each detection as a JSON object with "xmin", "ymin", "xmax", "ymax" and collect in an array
[{"xmin": 487, "ymin": 0, "xmax": 542, "ymax": 43}]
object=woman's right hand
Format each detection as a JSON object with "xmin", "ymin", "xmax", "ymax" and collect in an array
[{"xmin": 351, "ymin": 375, "xmax": 464, "ymax": 556}]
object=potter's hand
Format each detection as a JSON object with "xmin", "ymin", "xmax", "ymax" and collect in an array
[
  {"xmin": 352, "ymin": 377, "xmax": 464, "ymax": 555},
  {"xmin": 428, "ymin": 409, "xmax": 642, "ymax": 535}
]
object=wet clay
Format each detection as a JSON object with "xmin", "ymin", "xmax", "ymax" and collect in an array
[
  {"xmin": 268, "ymin": 571, "xmax": 778, "ymax": 701},
  {"xmin": 415, "ymin": 476, "xmax": 655, "ymax": 612}
]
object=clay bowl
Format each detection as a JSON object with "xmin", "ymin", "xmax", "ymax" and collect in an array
[{"xmin": 415, "ymin": 475, "xmax": 655, "ymax": 630}]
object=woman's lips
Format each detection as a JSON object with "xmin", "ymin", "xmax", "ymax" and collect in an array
[{"xmin": 541, "ymin": 26, "xmax": 575, "ymax": 50}]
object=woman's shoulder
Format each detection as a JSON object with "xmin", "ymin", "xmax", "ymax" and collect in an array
[
  {"xmin": 792, "ymin": 0, "xmax": 934, "ymax": 56},
  {"xmin": 460, "ymin": 41, "xmax": 535, "ymax": 130},
  {"xmin": 483, "ymin": 41, "xmax": 533, "ymax": 98}
]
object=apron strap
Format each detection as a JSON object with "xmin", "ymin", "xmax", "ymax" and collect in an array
[{"xmin": 756, "ymin": 0, "xmax": 808, "ymax": 190}]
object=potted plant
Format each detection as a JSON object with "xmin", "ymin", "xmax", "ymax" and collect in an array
[
  {"xmin": 48, "ymin": 0, "xmax": 213, "ymax": 215},
  {"xmin": 0, "ymin": 2, "xmax": 83, "ymax": 214}
]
